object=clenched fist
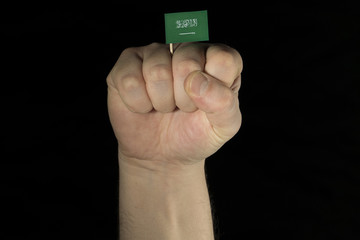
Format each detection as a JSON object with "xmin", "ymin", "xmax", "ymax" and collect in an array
[{"xmin": 107, "ymin": 42, "xmax": 243, "ymax": 168}]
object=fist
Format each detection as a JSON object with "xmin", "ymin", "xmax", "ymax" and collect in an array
[{"xmin": 107, "ymin": 42, "xmax": 243, "ymax": 167}]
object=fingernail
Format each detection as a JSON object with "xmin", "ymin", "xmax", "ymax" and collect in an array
[{"xmin": 190, "ymin": 72, "xmax": 208, "ymax": 97}]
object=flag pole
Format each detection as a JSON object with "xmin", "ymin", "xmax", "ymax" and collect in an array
[{"xmin": 170, "ymin": 43, "xmax": 174, "ymax": 55}]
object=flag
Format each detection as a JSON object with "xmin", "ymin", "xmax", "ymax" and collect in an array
[{"xmin": 164, "ymin": 10, "xmax": 209, "ymax": 44}]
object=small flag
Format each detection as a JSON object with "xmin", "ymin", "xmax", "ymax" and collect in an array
[{"xmin": 164, "ymin": 10, "xmax": 209, "ymax": 44}]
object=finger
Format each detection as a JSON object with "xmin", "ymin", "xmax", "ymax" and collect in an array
[
  {"xmin": 142, "ymin": 43, "xmax": 175, "ymax": 112},
  {"xmin": 108, "ymin": 47, "xmax": 153, "ymax": 113},
  {"xmin": 205, "ymin": 44, "xmax": 243, "ymax": 90},
  {"xmin": 172, "ymin": 42, "xmax": 207, "ymax": 112},
  {"xmin": 184, "ymin": 71, "xmax": 242, "ymax": 140}
]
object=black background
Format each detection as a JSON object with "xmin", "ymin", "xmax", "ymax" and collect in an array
[{"xmin": 2, "ymin": 1, "xmax": 360, "ymax": 239}]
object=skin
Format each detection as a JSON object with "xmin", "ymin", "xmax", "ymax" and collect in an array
[{"xmin": 107, "ymin": 42, "xmax": 243, "ymax": 239}]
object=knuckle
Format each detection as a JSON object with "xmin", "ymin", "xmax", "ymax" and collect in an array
[
  {"xmin": 146, "ymin": 64, "xmax": 172, "ymax": 83},
  {"xmin": 120, "ymin": 47, "xmax": 137, "ymax": 56},
  {"xmin": 175, "ymin": 59, "xmax": 202, "ymax": 77},
  {"xmin": 209, "ymin": 45, "xmax": 243, "ymax": 72},
  {"xmin": 121, "ymin": 75, "xmax": 141, "ymax": 92},
  {"xmin": 214, "ymin": 48, "xmax": 237, "ymax": 67},
  {"xmin": 146, "ymin": 42, "xmax": 163, "ymax": 49}
]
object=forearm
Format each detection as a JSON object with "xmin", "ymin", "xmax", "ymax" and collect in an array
[{"xmin": 119, "ymin": 155, "xmax": 214, "ymax": 240}]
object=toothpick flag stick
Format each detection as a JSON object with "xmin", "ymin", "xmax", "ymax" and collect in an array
[{"xmin": 170, "ymin": 43, "xmax": 174, "ymax": 55}]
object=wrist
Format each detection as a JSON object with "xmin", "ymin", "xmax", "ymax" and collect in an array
[
  {"xmin": 118, "ymin": 152, "xmax": 214, "ymax": 240},
  {"xmin": 118, "ymin": 150, "xmax": 206, "ymax": 178}
]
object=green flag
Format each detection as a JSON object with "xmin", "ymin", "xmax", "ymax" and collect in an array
[{"xmin": 164, "ymin": 10, "xmax": 209, "ymax": 44}]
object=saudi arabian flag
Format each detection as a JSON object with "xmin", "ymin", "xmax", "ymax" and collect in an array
[{"xmin": 164, "ymin": 10, "xmax": 209, "ymax": 44}]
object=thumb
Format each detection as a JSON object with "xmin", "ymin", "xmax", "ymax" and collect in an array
[{"xmin": 184, "ymin": 71, "xmax": 242, "ymax": 140}]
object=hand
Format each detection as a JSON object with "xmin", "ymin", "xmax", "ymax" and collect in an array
[{"xmin": 107, "ymin": 42, "xmax": 243, "ymax": 168}]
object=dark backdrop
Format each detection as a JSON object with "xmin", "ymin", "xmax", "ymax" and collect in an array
[{"xmin": 2, "ymin": 1, "xmax": 360, "ymax": 239}]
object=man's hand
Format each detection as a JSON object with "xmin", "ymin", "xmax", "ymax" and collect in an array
[
  {"xmin": 107, "ymin": 42, "xmax": 243, "ymax": 167},
  {"xmin": 107, "ymin": 42, "xmax": 243, "ymax": 240}
]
